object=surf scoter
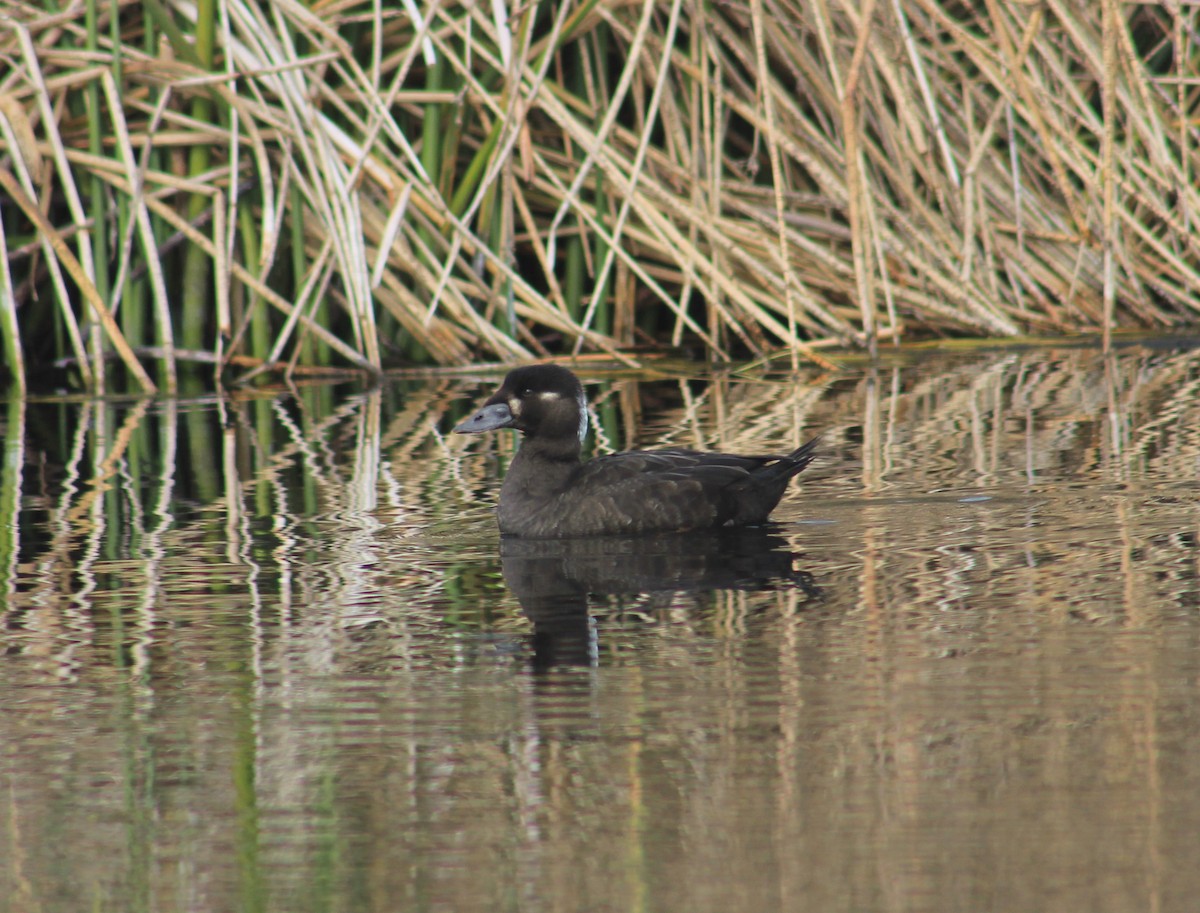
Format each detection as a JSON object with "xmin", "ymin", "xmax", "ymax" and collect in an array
[{"xmin": 454, "ymin": 364, "xmax": 819, "ymax": 538}]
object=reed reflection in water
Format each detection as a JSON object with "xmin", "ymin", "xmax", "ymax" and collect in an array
[{"xmin": 2, "ymin": 342, "xmax": 1200, "ymax": 913}]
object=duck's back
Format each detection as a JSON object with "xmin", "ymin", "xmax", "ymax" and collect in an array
[{"xmin": 498, "ymin": 441, "xmax": 817, "ymax": 538}]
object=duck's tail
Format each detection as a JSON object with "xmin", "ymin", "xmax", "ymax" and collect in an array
[
  {"xmin": 765, "ymin": 435, "xmax": 820, "ymax": 483},
  {"xmin": 726, "ymin": 435, "xmax": 821, "ymax": 525}
]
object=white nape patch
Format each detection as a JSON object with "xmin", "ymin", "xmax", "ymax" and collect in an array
[
  {"xmin": 576, "ymin": 388, "xmax": 589, "ymax": 443},
  {"xmin": 525, "ymin": 389, "xmax": 587, "ymax": 441}
]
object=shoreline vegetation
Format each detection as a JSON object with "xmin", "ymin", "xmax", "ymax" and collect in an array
[{"xmin": 1, "ymin": 0, "xmax": 1198, "ymax": 394}]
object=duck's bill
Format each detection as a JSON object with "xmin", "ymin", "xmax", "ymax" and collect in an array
[{"xmin": 454, "ymin": 402, "xmax": 515, "ymax": 433}]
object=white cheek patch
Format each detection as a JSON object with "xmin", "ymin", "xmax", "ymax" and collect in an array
[{"xmin": 508, "ymin": 397, "xmax": 522, "ymax": 416}]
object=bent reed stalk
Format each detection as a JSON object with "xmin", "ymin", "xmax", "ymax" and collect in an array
[{"xmin": 1, "ymin": 0, "xmax": 1198, "ymax": 391}]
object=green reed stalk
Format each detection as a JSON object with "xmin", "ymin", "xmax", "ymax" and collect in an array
[
  {"xmin": 85, "ymin": 0, "xmax": 110, "ymax": 389},
  {"xmin": 108, "ymin": 0, "xmax": 143, "ymax": 384},
  {"xmin": 450, "ymin": 104, "xmax": 502, "ymax": 219},
  {"xmin": 292, "ymin": 186, "xmax": 329, "ymax": 366},
  {"xmin": 0, "ymin": 216, "xmax": 25, "ymax": 394},
  {"xmin": 421, "ymin": 56, "xmax": 447, "ymax": 198},
  {"xmin": 560, "ymin": 40, "xmax": 590, "ymax": 324},
  {"xmin": 591, "ymin": 176, "xmax": 612, "ymax": 336},
  {"xmin": 117, "ymin": 181, "xmax": 147, "ymax": 361},
  {"xmin": 236, "ymin": 208, "xmax": 271, "ymax": 362},
  {"xmin": 411, "ymin": 55, "xmax": 448, "ymax": 353},
  {"xmin": 117, "ymin": 9, "xmax": 163, "ymax": 379},
  {"xmin": 180, "ymin": 0, "xmax": 217, "ymax": 351},
  {"xmin": 565, "ymin": 235, "xmax": 584, "ymax": 321},
  {"xmin": 589, "ymin": 24, "xmax": 613, "ymax": 338},
  {"xmin": 403, "ymin": 54, "xmax": 463, "ymax": 359}
]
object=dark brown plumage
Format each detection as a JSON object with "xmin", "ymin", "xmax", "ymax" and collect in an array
[{"xmin": 454, "ymin": 364, "xmax": 819, "ymax": 538}]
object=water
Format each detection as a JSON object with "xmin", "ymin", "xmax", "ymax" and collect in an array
[{"xmin": 3, "ymin": 342, "xmax": 1200, "ymax": 912}]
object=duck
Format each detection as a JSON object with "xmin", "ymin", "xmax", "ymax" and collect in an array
[{"xmin": 454, "ymin": 364, "xmax": 820, "ymax": 538}]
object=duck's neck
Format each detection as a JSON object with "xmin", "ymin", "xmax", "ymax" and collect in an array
[
  {"xmin": 496, "ymin": 437, "xmax": 582, "ymax": 535},
  {"xmin": 505, "ymin": 435, "xmax": 580, "ymax": 491},
  {"xmin": 522, "ymin": 432, "xmax": 581, "ymax": 462}
]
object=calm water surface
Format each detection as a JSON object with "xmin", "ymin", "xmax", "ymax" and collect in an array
[{"xmin": 3, "ymin": 343, "xmax": 1200, "ymax": 912}]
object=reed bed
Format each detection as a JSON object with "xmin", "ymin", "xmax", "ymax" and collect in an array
[{"xmin": 1, "ymin": 0, "xmax": 1198, "ymax": 392}]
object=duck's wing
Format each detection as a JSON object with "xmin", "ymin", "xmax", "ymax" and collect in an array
[
  {"xmin": 578, "ymin": 450, "xmax": 771, "ymax": 492},
  {"xmin": 584, "ymin": 448, "xmax": 780, "ymax": 475},
  {"xmin": 560, "ymin": 449, "xmax": 781, "ymax": 534}
]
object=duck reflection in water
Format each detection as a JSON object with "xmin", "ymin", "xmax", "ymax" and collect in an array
[{"xmin": 501, "ymin": 526, "xmax": 821, "ymax": 670}]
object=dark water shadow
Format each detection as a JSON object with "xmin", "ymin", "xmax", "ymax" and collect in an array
[{"xmin": 500, "ymin": 527, "xmax": 822, "ymax": 670}]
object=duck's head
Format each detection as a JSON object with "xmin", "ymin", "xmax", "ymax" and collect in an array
[{"xmin": 454, "ymin": 364, "xmax": 589, "ymax": 444}]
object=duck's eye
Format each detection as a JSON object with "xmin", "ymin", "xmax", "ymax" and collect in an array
[{"xmin": 518, "ymin": 387, "xmax": 533, "ymax": 397}]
